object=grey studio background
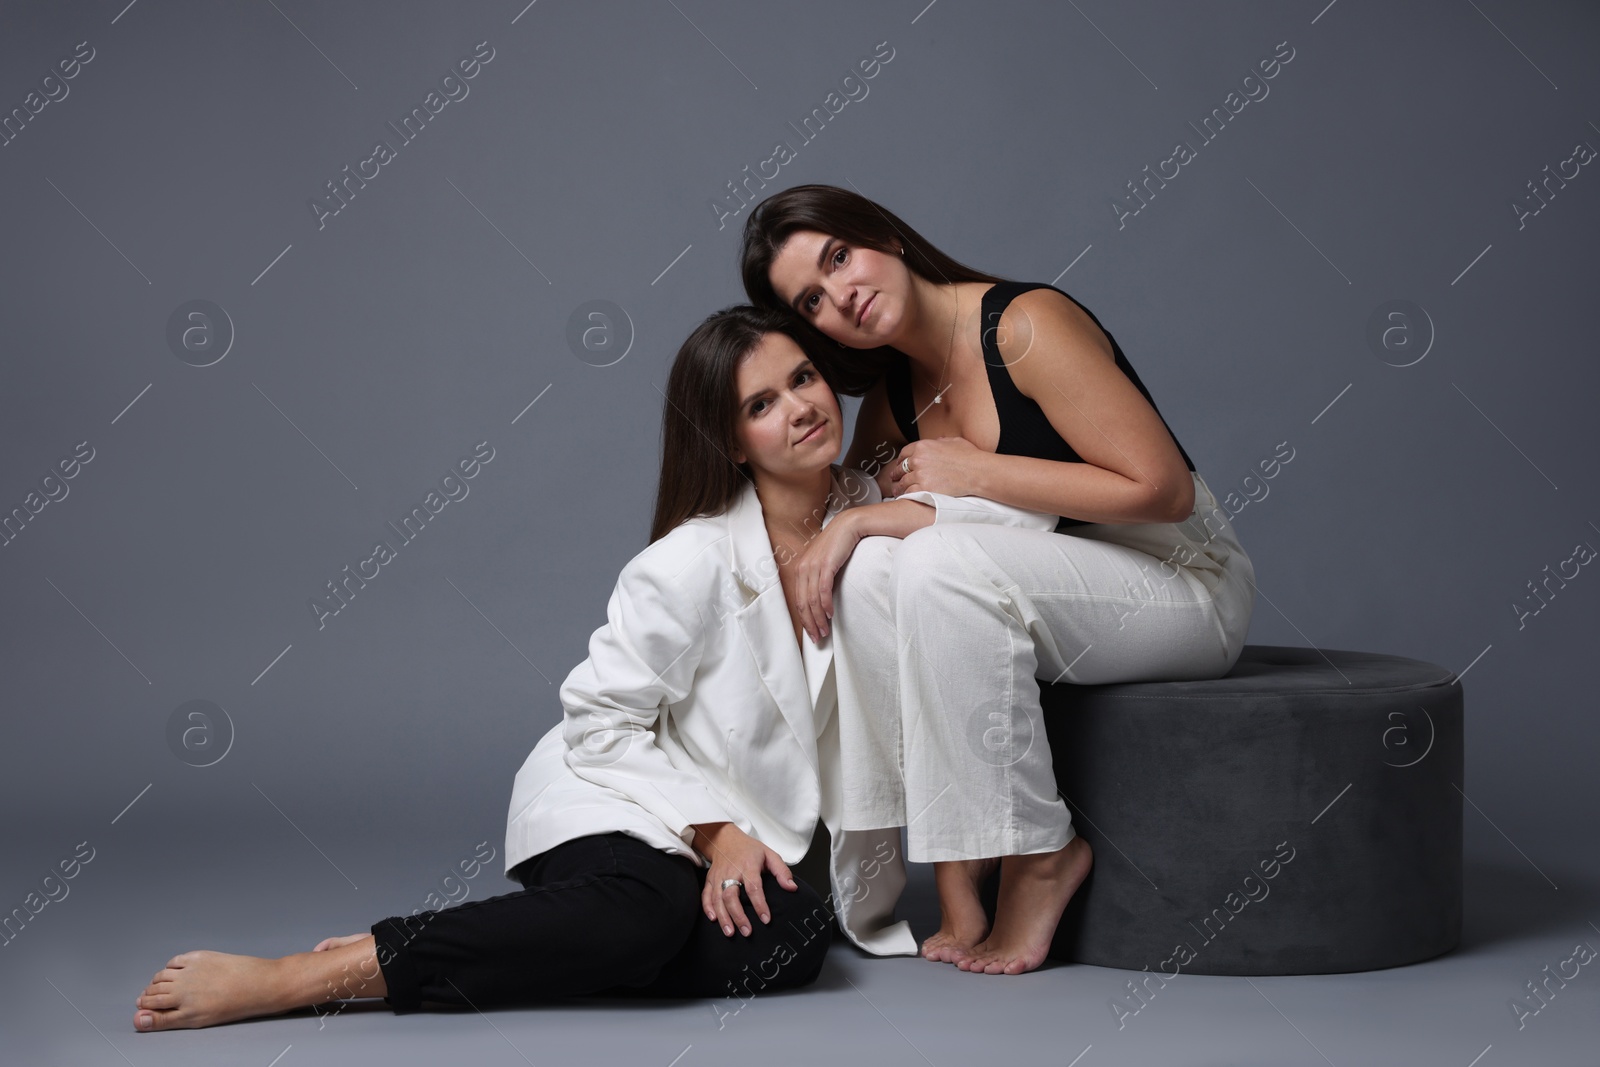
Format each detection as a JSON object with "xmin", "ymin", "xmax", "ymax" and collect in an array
[{"xmin": 2, "ymin": 0, "xmax": 1597, "ymax": 1064}]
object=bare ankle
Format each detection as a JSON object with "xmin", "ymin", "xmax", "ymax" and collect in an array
[{"xmin": 280, "ymin": 941, "xmax": 385, "ymax": 1009}]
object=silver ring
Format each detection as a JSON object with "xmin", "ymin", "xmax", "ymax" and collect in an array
[
  {"xmin": 720, "ymin": 878, "xmax": 742, "ymax": 890},
  {"xmin": 900, "ymin": 457, "xmax": 911, "ymax": 474}
]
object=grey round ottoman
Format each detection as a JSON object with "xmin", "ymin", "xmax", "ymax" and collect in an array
[{"xmin": 1036, "ymin": 644, "xmax": 1463, "ymax": 976}]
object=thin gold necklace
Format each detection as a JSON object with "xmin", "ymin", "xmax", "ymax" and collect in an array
[{"xmin": 917, "ymin": 284, "xmax": 960, "ymax": 416}]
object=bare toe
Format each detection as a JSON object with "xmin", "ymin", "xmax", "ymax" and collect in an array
[
  {"xmin": 134, "ymin": 1008, "xmax": 182, "ymax": 1031},
  {"xmin": 922, "ymin": 931, "xmax": 980, "ymax": 964}
]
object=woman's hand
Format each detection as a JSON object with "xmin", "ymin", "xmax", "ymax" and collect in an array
[
  {"xmin": 870, "ymin": 455, "xmax": 899, "ymax": 500},
  {"xmin": 311, "ymin": 934, "xmax": 368, "ymax": 952},
  {"xmin": 888, "ymin": 436, "xmax": 989, "ymax": 498},
  {"xmin": 787, "ymin": 512, "xmax": 863, "ymax": 643},
  {"xmin": 692, "ymin": 822, "xmax": 798, "ymax": 938}
]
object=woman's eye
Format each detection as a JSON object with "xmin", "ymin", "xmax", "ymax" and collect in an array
[{"xmin": 833, "ymin": 246, "xmax": 848, "ymax": 267}]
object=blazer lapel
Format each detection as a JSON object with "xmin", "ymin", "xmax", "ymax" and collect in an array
[
  {"xmin": 725, "ymin": 468, "xmax": 849, "ymax": 758},
  {"xmin": 800, "ymin": 626, "xmax": 833, "ymax": 722}
]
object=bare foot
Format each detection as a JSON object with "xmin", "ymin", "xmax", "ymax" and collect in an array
[
  {"xmin": 133, "ymin": 938, "xmax": 385, "ymax": 1031},
  {"xmin": 922, "ymin": 857, "xmax": 998, "ymax": 963},
  {"xmin": 132, "ymin": 950, "xmax": 298, "ymax": 1031},
  {"xmin": 957, "ymin": 834, "xmax": 1092, "ymax": 976}
]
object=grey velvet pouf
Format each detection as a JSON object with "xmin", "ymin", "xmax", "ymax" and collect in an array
[{"xmin": 1036, "ymin": 644, "xmax": 1463, "ymax": 977}]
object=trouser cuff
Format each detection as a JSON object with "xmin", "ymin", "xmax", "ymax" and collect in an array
[
  {"xmin": 908, "ymin": 820, "xmax": 1075, "ymax": 864},
  {"xmin": 370, "ymin": 915, "xmax": 426, "ymax": 1015}
]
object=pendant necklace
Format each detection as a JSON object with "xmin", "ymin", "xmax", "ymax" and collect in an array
[{"xmin": 928, "ymin": 284, "xmax": 959, "ymax": 408}]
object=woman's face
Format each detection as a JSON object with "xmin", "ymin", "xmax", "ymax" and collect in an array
[
  {"xmin": 729, "ymin": 331, "xmax": 842, "ymax": 480},
  {"xmin": 767, "ymin": 229, "xmax": 907, "ymax": 348}
]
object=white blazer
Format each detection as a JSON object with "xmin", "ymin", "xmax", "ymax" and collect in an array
[{"xmin": 504, "ymin": 463, "xmax": 1060, "ymax": 956}]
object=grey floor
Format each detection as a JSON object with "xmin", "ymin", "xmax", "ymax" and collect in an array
[{"xmin": 3, "ymin": 825, "xmax": 1596, "ymax": 1067}]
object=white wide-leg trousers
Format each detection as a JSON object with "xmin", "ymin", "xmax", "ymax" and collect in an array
[{"xmin": 831, "ymin": 471, "xmax": 1256, "ymax": 863}]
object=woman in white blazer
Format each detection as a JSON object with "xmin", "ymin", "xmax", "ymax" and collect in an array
[{"xmin": 131, "ymin": 305, "xmax": 1059, "ymax": 1031}]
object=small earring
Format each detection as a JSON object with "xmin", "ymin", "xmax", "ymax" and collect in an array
[{"xmin": 899, "ymin": 247, "xmax": 905, "ymax": 256}]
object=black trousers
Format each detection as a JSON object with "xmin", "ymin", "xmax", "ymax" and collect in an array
[{"xmin": 369, "ymin": 832, "xmax": 834, "ymax": 1014}]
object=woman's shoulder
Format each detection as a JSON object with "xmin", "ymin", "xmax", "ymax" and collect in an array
[
  {"xmin": 990, "ymin": 280, "xmax": 1082, "ymax": 316},
  {"xmin": 1006, "ymin": 280, "xmax": 1116, "ymax": 331},
  {"xmin": 616, "ymin": 511, "xmax": 733, "ymax": 599},
  {"xmin": 991, "ymin": 282, "xmax": 1113, "ymax": 372}
]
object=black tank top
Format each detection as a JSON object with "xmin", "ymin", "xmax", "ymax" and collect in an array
[{"xmin": 885, "ymin": 281, "xmax": 1196, "ymax": 532}]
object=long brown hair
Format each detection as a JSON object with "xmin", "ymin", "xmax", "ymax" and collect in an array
[
  {"xmin": 738, "ymin": 183, "xmax": 1008, "ymax": 395},
  {"xmin": 648, "ymin": 305, "xmax": 838, "ymax": 544}
]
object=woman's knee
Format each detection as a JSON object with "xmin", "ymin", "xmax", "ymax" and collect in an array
[
  {"xmin": 758, "ymin": 874, "xmax": 833, "ymax": 990},
  {"xmin": 835, "ymin": 535, "xmax": 896, "ymax": 608},
  {"xmin": 843, "ymin": 534, "xmax": 895, "ymax": 579},
  {"xmin": 888, "ymin": 525, "xmax": 990, "ymax": 605}
]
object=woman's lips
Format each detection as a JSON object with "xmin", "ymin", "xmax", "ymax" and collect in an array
[
  {"xmin": 797, "ymin": 421, "xmax": 826, "ymax": 444},
  {"xmin": 857, "ymin": 294, "xmax": 876, "ymax": 327}
]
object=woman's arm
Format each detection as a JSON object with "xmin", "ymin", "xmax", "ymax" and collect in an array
[
  {"xmin": 841, "ymin": 461, "xmax": 1061, "ymax": 532},
  {"xmin": 788, "ymin": 474, "xmax": 1061, "ymax": 642},
  {"xmin": 560, "ymin": 550, "xmax": 739, "ymax": 845},
  {"xmin": 892, "ymin": 289, "xmax": 1195, "ymax": 524},
  {"xmin": 786, "ymin": 498, "xmax": 936, "ymax": 643},
  {"xmin": 838, "ymin": 496, "xmax": 935, "ymax": 540}
]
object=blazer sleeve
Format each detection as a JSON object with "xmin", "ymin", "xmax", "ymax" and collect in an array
[
  {"xmin": 838, "ymin": 465, "xmax": 1060, "ymax": 531},
  {"xmin": 560, "ymin": 550, "xmax": 738, "ymax": 846}
]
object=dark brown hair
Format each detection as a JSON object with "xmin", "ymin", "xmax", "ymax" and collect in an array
[
  {"xmin": 738, "ymin": 183, "xmax": 1007, "ymax": 395},
  {"xmin": 648, "ymin": 305, "xmax": 838, "ymax": 544}
]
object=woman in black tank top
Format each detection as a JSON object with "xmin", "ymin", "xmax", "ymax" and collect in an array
[
  {"xmin": 880, "ymin": 279, "xmax": 1199, "ymax": 532},
  {"xmin": 738, "ymin": 184, "xmax": 1255, "ymax": 976}
]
